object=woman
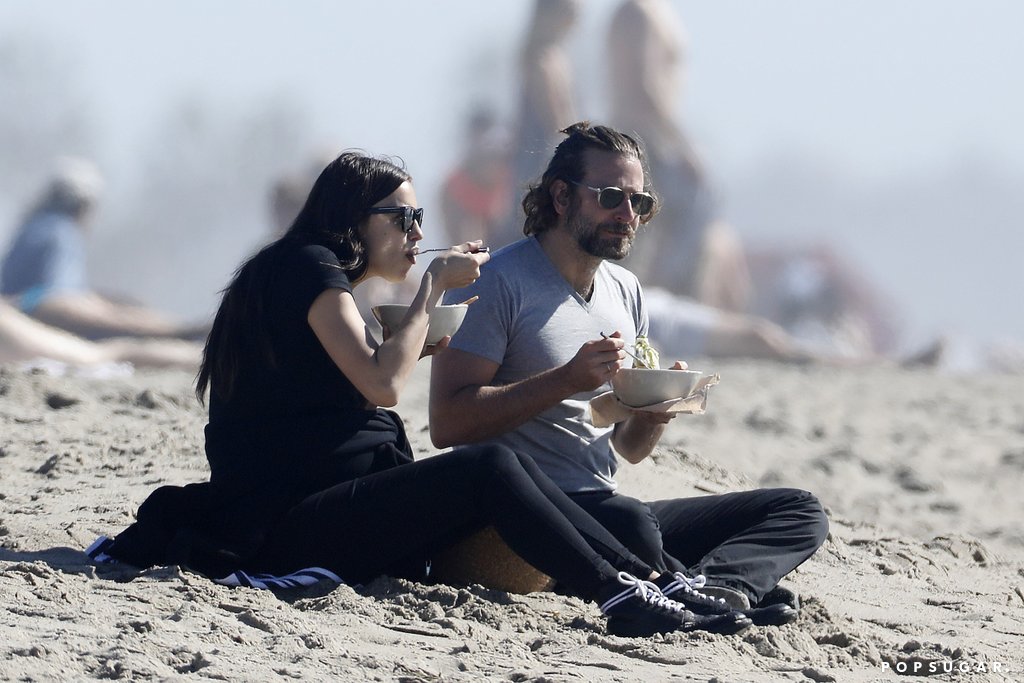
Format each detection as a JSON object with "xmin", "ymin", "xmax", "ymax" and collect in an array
[{"xmin": 91, "ymin": 151, "xmax": 750, "ymax": 638}]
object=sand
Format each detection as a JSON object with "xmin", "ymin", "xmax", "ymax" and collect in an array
[{"xmin": 2, "ymin": 359, "xmax": 1022, "ymax": 682}]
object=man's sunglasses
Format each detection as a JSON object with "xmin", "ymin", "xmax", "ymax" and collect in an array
[
  {"xmin": 367, "ymin": 206, "xmax": 424, "ymax": 233},
  {"xmin": 570, "ymin": 181, "xmax": 655, "ymax": 216}
]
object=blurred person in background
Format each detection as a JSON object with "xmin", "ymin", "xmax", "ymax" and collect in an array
[
  {"xmin": 0, "ymin": 298, "xmax": 200, "ymax": 370},
  {"xmin": 268, "ymin": 173, "xmax": 311, "ymax": 240},
  {"xmin": 605, "ymin": 0, "xmax": 934, "ymax": 365},
  {"xmin": 267, "ymin": 147, "xmax": 342, "ymax": 239},
  {"xmin": 644, "ymin": 285, "xmax": 943, "ymax": 367},
  {"xmin": 440, "ymin": 106, "xmax": 514, "ymax": 248},
  {"xmin": 606, "ymin": 0, "xmax": 750, "ymax": 313},
  {"xmin": 507, "ymin": 0, "xmax": 581, "ymax": 247},
  {"xmin": 743, "ymin": 244, "xmax": 905, "ymax": 362},
  {"xmin": 1, "ymin": 157, "xmax": 207, "ymax": 341}
]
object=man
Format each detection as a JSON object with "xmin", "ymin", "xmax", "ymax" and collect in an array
[
  {"xmin": 430, "ymin": 122, "xmax": 828, "ymax": 618},
  {"xmin": 1, "ymin": 157, "xmax": 206, "ymax": 341}
]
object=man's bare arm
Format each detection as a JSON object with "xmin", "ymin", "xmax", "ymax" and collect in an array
[
  {"xmin": 611, "ymin": 411, "xmax": 673, "ymax": 464},
  {"xmin": 429, "ymin": 336, "xmax": 625, "ymax": 448},
  {"xmin": 610, "ymin": 360, "xmax": 687, "ymax": 464}
]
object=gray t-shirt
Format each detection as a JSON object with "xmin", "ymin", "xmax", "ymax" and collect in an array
[{"xmin": 443, "ymin": 237, "xmax": 648, "ymax": 493}]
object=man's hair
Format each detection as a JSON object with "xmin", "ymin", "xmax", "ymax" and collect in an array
[{"xmin": 521, "ymin": 121, "xmax": 659, "ymax": 236}]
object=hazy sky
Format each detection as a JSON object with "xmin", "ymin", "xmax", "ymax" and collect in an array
[
  {"xmin": 2, "ymin": 0, "xmax": 1023, "ymax": 354},
  {"xmin": 3, "ymin": 1, "xmax": 1020, "ymax": 178}
]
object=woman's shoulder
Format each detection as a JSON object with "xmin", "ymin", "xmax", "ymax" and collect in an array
[
  {"xmin": 278, "ymin": 240, "xmax": 352, "ymax": 295},
  {"xmin": 270, "ymin": 239, "xmax": 338, "ymax": 263},
  {"xmin": 266, "ymin": 240, "xmax": 342, "ymax": 276}
]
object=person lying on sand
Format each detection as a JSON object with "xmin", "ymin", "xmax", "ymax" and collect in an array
[
  {"xmin": 1, "ymin": 157, "xmax": 208, "ymax": 342},
  {"xmin": 89, "ymin": 151, "xmax": 754, "ymax": 638},
  {"xmin": 0, "ymin": 298, "xmax": 200, "ymax": 370},
  {"xmin": 431, "ymin": 122, "xmax": 829, "ymax": 623}
]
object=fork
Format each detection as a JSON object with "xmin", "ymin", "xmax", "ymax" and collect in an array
[{"xmin": 416, "ymin": 246, "xmax": 490, "ymax": 254}]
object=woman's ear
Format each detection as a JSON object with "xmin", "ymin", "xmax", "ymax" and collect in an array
[{"xmin": 550, "ymin": 180, "xmax": 571, "ymax": 216}]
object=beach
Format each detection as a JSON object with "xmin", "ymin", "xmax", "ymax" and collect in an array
[{"xmin": 1, "ymin": 359, "xmax": 1022, "ymax": 681}]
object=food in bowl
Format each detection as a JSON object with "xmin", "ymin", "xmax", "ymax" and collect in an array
[
  {"xmin": 611, "ymin": 367, "xmax": 704, "ymax": 408},
  {"xmin": 633, "ymin": 335, "xmax": 660, "ymax": 369},
  {"xmin": 371, "ymin": 304, "xmax": 468, "ymax": 345}
]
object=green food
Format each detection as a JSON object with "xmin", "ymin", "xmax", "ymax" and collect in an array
[{"xmin": 634, "ymin": 335, "xmax": 660, "ymax": 369}]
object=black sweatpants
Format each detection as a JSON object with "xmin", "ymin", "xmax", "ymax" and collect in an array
[
  {"xmin": 255, "ymin": 445, "xmax": 653, "ymax": 600},
  {"xmin": 568, "ymin": 488, "xmax": 829, "ymax": 605}
]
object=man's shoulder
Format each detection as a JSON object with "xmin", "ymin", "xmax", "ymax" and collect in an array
[
  {"xmin": 479, "ymin": 239, "xmax": 541, "ymax": 284},
  {"xmin": 489, "ymin": 238, "xmax": 538, "ymax": 266},
  {"xmin": 600, "ymin": 259, "xmax": 643, "ymax": 290}
]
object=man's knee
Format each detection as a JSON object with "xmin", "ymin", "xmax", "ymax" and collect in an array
[
  {"xmin": 585, "ymin": 495, "xmax": 663, "ymax": 551},
  {"xmin": 614, "ymin": 499, "xmax": 663, "ymax": 533},
  {"xmin": 775, "ymin": 488, "xmax": 830, "ymax": 547}
]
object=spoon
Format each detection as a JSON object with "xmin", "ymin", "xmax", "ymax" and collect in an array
[{"xmin": 600, "ymin": 332, "xmax": 654, "ymax": 369}]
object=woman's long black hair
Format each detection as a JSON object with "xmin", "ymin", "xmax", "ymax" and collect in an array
[{"xmin": 195, "ymin": 151, "xmax": 411, "ymax": 404}]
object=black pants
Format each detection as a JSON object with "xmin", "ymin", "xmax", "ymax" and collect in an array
[
  {"xmin": 255, "ymin": 445, "xmax": 652, "ymax": 600},
  {"xmin": 568, "ymin": 488, "xmax": 829, "ymax": 605}
]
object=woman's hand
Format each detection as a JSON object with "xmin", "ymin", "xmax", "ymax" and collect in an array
[
  {"xmin": 420, "ymin": 335, "xmax": 451, "ymax": 358},
  {"xmin": 427, "ymin": 241, "xmax": 490, "ymax": 291}
]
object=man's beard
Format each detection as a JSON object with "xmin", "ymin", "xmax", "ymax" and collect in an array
[{"xmin": 568, "ymin": 209, "xmax": 635, "ymax": 260}]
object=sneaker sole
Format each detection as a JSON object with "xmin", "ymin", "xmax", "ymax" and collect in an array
[
  {"xmin": 607, "ymin": 613, "xmax": 752, "ymax": 637},
  {"xmin": 746, "ymin": 604, "xmax": 798, "ymax": 627},
  {"xmin": 681, "ymin": 612, "xmax": 752, "ymax": 635},
  {"xmin": 669, "ymin": 590, "xmax": 800, "ymax": 627}
]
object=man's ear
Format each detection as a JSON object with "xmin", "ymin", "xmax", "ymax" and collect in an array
[{"xmin": 550, "ymin": 180, "xmax": 571, "ymax": 216}]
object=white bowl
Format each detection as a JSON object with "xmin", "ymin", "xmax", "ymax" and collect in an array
[
  {"xmin": 611, "ymin": 368, "xmax": 704, "ymax": 407},
  {"xmin": 371, "ymin": 304, "xmax": 468, "ymax": 345}
]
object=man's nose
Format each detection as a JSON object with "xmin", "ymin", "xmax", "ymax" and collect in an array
[{"xmin": 613, "ymin": 198, "xmax": 638, "ymax": 223}]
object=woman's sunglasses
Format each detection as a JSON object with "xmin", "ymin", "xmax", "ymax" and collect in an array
[
  {"xmin": 570, "ymin": 181, "xmax": 655, "ymax": 216},
  {"xmin": 367, "ymin": 206, "xmax": 424, "ymax": 233}
]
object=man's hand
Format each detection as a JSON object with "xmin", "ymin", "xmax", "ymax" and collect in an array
[
  {"xmin": 626, "ymin": 407, "xmax": 677, "ymax": 425},
  {"xmin": 612, "ymin": 359, "xmax": 690, "ymax": 461},
  {"xmin": 564, "ymin": 331, "xmax": 626, "ymax": 392}
]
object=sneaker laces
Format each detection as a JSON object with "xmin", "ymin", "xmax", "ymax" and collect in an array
[
  {"xmin": 600, "ymin": 571, "xmax": 691, "ymax": 616},
  {"xmin": 663, "ymin": 572, "xmax": 730, "ymax": 609}
]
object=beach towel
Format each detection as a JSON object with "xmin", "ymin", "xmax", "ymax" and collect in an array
[{"xmin": 86, "ymin": 534, "xmax": 341, "ymax": 591}]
